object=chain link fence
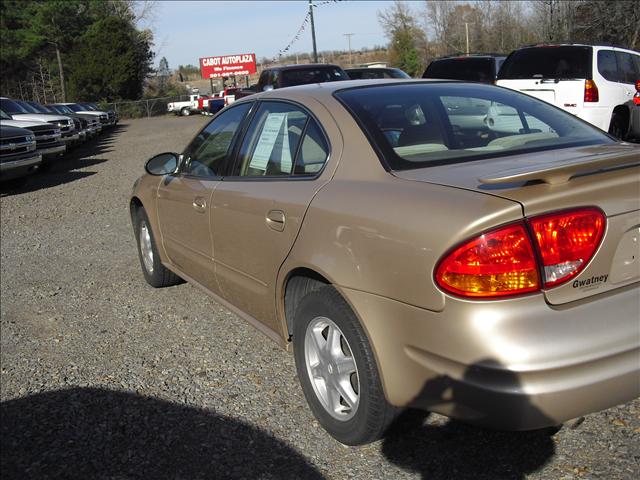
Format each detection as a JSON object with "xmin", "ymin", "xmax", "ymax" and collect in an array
[{"xmin": 99, "ymin": 95, "xmax": 191, "ymax": 119}]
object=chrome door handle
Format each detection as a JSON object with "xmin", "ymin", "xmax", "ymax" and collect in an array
[
  {"xmin": 266, "ymin": 210, "xmax": 285, "ymax": 232},
  {"xmin": 192, "ymin": 197, "xmax": 207, "ymax": 213}
]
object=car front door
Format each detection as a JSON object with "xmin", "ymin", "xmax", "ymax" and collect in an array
[
  {"xmin": 211, "ymin": 100, "xmax": 339, "ymax": 334},
  {"xmin": 155, "ymin": 103, "xmax": 252, "ymax": 292}
]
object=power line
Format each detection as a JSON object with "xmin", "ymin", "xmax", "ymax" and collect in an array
[{"xmin": 269, "ymin": 0, "xmax": 341, "ymax": 65}]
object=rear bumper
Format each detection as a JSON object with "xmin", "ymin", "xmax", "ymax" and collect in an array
[
  {"xmin": 0, "ymin": 153, "xmax": 42, "ymax": 180},
  {"xmin": 579, "ymin": 106, "xmax": 613, "ymax": 132},
  {"xmin": 341, "ymin": 283, "xmax": 640, "ymax": 430}
]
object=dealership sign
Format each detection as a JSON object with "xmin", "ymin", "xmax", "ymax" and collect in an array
[{"xmin": 200, "ymin": 53, "xmax": 257, "ymax": 78}]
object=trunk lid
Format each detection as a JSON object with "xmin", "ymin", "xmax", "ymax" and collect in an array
[{"xmin": 394, "ymin": 143, "xmax": 640, "ymax": 304}]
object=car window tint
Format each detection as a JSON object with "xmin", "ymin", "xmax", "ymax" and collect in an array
[
  {"xmin": 280, "ymin": 67, "xmax": 348, "ymax": 87},
  {"xmin": 293, "ymin": 120, "xmax": 329, "ymax": 175},
  {"xmin": 598, "ymin": 50, "xmax": 619, "ymax": 81},
  {"xmin": 183, "ymin": 103, "xmax": 251, "ymax": 177},
  {"xmin": 236, "ymin": 102, "xmax": 309, "ymax": 177},
  {"xmin": 615, "ymin": 52, "xmax": 638, "ymax": 84},
  {"xmin": 499, "ymin": 46, "xmax": 592, "ymax": 79},
  {"xmin": 423, "ymin": 58, "xmax": 495, "ymax": 82},
  {"xmin": 336, "ymin": 83, "xmax": 610, "ymax": 170}
]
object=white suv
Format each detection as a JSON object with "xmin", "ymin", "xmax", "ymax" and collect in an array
[{"xmin": 497, "ymin": 44, "xmax": 640, "ymax": 140}]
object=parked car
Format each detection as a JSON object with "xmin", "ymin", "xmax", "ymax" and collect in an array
[
  {"xmin": 12, "ymin": 99, "xmax": 86, "ymax": 146},
  {"xmin": 77, "ymin": 102, "xmax": 118, "ymax": 126},
  {"xmin": 0, "ymin": 97, "xmax": 78, "ymax": 147},
  {"xmin": 50, "ymin": 103, "xmax": 110, "ymax": 129},
  {"xmin": 167, "ymin": 94, "xmax": 211, "ymax": 116},
  {"xmin": 346, "ymin": 67, "xmax": 411, "ymax": 79},
  {"xmin": 0, "ymin": 110, "xmax": 65, "ymax": 163},
  {"xmin": 422, "ymin": 54, "xmax": 506, "ymax": 83},
  {"xmin": 45, "ymin": 103, "xmax": 101, "ymax": 137},
  {"xmin": 496, "ymin": 43, "xmax": 640, "ymax": 139},
  {"xmin": 130, "ymin": 79, "xmax": 639, "ymax": 446},
  {"xmin": 0, "ymin": 124, "xmax": 41, "ymax": 187},
  {"xmin": 625, "ymin": 79, "xmax": 640, "ymax": 141},
  {"xmin": 258, "ymin": 63, "xmax": 349, "ymax": 91}
]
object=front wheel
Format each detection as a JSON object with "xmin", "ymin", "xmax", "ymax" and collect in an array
[
  {"xmin": 133, "ymin": 207, "xmax": 182, "ymax": 288},
  {"xmin": 293, "ymin": 286, "xmax": 397, "ymax": 445},
  {"xmin": 180, "ymin": 107, "xmax": 191, "ymax": 117}
]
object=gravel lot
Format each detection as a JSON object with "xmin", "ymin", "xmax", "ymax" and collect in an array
[{"xmin": 1, "ymin": 115, "xmax": 638, "ymax": 480}]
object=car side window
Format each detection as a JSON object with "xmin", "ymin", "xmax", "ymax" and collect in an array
[
  {"xmin": 615, "ymin": 52, "xmax": 638, "ymax": 84},
  {"xmin": 182, "ymin": 103, "xmax": 251, "ymax": 177},
  {"xmin": 234, "ymin": 101, "xmax": 328, "ymax": 177},
  {"xmin": 597, "ymin": 50, "xmax": 619, "ymax": 82}
]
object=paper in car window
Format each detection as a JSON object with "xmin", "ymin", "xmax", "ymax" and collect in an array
[{"xmin": 250, "ymin": 113, "xmax": 292, "ymax": 173}]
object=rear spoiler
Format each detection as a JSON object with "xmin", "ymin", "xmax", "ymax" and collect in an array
[{"xmin": 479, "ymin": 147, "xmax": 640, "ymax": 185}]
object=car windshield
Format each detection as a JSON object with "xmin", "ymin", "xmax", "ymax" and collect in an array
[
  {"xmin": 62, "ymin": 104, "xmax": 83, "ymax": 112},
  {"xmin": 80, "ymin": 103, "xmax": 98, "ymax": 110},
  {"xmin": 280, "ymin": 67, "xmax": 349, "ymax": 87},
  {"xmin": 0, "ymin": 109, "xmax": 12, "ymax": 120},
  {"xmin": 27, "ymin": 102, "xmax": 53, "ymax": 114},
  {"xmin": 14, "ymin": 101, "xmax": 42, "ymax": 114},
  {"xmin": 423, "ymin": 58, "xmax": 496, "ymax": 82},
  {"xmin": 335, "ymin": 82, "xmax": 612, "ymax": 170},
  {"xmin": 0, "ymin": 98, "xmax": 30, "ymax": 114},
  {"xmin": 498, "ymin": 46, "xmax": 592, "ymax": 80},
  {"xmin": 54, "ymin": 105, "xmax": 75, "ymax": 114}
]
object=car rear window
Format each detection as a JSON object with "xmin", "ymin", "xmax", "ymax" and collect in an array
[
  {"xmin": 334, "ymin": 83, "xmax": 611, "ymax": 171},
  {"xmin": 280, "ymin": 67, "xmax": 349, "ymax": 87},
  {"xmin": 423, "ymin": 58, "xmax": 495, "ymax": 83},
  {"xmin": 499, "ymin": 46, "xmax": 592, "ymax": 80}
]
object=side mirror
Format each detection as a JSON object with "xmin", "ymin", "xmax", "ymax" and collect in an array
[
  {"xmin": 262, "ymin": 84, "xmax": 274, "ymax": 92},
  {"xmin": 145, "ymin": 152, "xmax": 178, "ymax": 175},
  {"xmin": 635, "ymin": 79, "xmax": 640, "ymax": 92}
]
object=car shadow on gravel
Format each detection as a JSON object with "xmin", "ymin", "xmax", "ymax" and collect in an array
[
  {"xmin": 0, "ymin": 387, "xmax": 323, "ymax": 480},
  {"xmin": 382, "ymin": 360, "xmax": 556, "ymax": 479},
  {"xmin": 0, "ymin": 126, "xmax": 126, "ymax": 196}
]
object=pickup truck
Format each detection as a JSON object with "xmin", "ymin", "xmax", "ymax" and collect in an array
[{"xmin": 167, "ymin": 94, "xmax": 211, "ymax": 116}]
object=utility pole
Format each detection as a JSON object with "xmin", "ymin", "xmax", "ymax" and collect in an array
[
  {"xmin": 462, "ymin": 22, "xmax": 475, "ymax": 55},
  {"xmin": 465, "ymin": 22, "xmax": 470, "ymax": 55},
  {"xmin": 344, "ymin": 33, "xmax": 355, "ymax": 66},
  {"xmin": 309, "ymin": 0, "xmax": 318, "ymax": 63}
]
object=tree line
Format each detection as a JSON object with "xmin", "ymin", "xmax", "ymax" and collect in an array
[
  {"xmin": 380, "ymin": 0, "xmax": 640, "ymax": 77},
  {"xmin": 1, "ymin": 0, "xmax": 154, "ymax": 103}
]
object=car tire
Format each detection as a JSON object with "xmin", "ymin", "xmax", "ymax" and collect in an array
[
  {"xmin": 180, "ymin": 107, "xmax": 191, "ymax": 117},
  {"xmin": 292, "ymin": 285, "xmax": 397, "ymax": 445},
  {"xmin": 608, "ymin": 111, "xmax": 626, "ymax": 140},
  {"xmin": 133, "ymin": 207, "xmax": 183, "ymax": 288}
]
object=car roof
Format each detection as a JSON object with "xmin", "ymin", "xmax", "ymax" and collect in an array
[
  {"xmin": 515, "ymin": 42, "xmax": 636, "ymax": 51},
  {"xmin": 234, "ymin": 78, "xmax": 457, "ymax": 104},
  {"xmin": 431, "ymin": 54, "xmax": 506, "ymax": 61},
  {"xmin": 264, "ymin": 63, "xmax": 343, "ymax": 72}
]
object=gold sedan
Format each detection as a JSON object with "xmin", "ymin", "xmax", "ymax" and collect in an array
[{"xmin": 131, "ymin": 80, "xmax": 640, "ymax": 445}]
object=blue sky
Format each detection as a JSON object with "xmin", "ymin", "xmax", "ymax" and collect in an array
[{"xmin": 144, "ymin": 0, "xmax": 399, "ymax": 69}]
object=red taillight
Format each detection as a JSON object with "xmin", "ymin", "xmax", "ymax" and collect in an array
[
  {"xmin": 435, "ymin": 208, "xmax": 607, "ymax": 298},
  {"xmin": 634, "ymin": 93, "xmax": 640, "ymax": 106},
  {"xmin": 635, "ymin": 79, "xmax": 640, "ymax": 92},
  {"xmin": 529, "ymin": 208, "xmax": 605, "ymax": 287},
  {"xmin": 584, "ymin": 79, "xmax": 599, "ymax": 102},
  {"xmin": 435, "ymin": 223, "xmax": 540, "ymax": 298}
]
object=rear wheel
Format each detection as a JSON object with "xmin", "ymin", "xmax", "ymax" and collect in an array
[
  {"xmin": 133, "ymin": 207, "xmax": 182, "ymax": 288},
  {"xmin": 608, "ymin": 111, "xmax": 626, "ymax": 139},
  {"xmin": 180, "ymin": 107, "xmax": 191, "ymax": 117},
  {"xmin": 293, "ymin": 286, "xmax": 397, "ymax": 445}
]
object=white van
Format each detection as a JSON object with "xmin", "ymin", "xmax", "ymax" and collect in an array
[{"xmin": 497, "ymin": 44, "xmax": 640, "ymax": 139}]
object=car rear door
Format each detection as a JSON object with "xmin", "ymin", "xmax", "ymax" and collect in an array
[
  {"xmin": 155, "ymin": 103, "xmax": 252, "ymax": 292},
  {"xmin": 211, "ymin": 99, "xmax": 341, "ymax": 334}
]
